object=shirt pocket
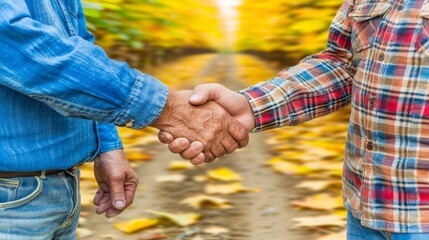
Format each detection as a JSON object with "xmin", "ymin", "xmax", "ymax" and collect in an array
[
  {"xmin": 348, "ymin": 2, "xmax": 390, "ymax": 53},
  {"xmin": 417, "ymin": 5, "xmax": 429, "ymax": 56}
]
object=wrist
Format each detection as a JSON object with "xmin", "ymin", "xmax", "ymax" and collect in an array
[{"xmin": 151, "ymin": 89, "xmax": 178, "ymax": 129}]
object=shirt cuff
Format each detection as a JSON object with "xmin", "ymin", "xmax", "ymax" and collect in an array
[
  {"xmin": 97, "ymin": 123, "xmax": 123, "ymax": 154},
  {"xmin": 113, "ymin": 72, "xmax": 169, "ymax": 130},
  {"xmin": 238, "ymin": 79, "xmax": 292, "ymax": 132}
]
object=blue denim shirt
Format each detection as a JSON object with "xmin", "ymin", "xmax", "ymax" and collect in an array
[{"xmin": 0, "ymin": 0, "xmax": 168, "ymax": 171}]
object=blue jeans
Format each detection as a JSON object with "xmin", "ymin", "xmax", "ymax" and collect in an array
[
  {"xmin": 0, "ymin": 170, "xmax": 80, "ymax": 239},
  {"xmin": 347, "ymin": 211, "xmax": 429, "ymax": 240}
]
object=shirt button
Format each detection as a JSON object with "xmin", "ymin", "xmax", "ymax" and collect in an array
[
  {"xmin": 367, "ymin": 141, "xmax": 375, "ymax": 151},
  {"xmin": 378, "ymin": 54, "xmax": 385, "ymax": 61},
  {"xmin": 125, "ymin": 119, "xmax": 135, "ymax": 128},
  {"xmin": 369, "ymin": 98, "xmax": 376, "ymax": 108},
  {"xmin": 397, "ymin": 5, "xmax": 404, "ymax": 11}
]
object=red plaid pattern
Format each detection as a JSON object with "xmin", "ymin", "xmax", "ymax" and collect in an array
[{"xmin": 241, "ymin": 0, "xmax": 429, "ymax": 233}]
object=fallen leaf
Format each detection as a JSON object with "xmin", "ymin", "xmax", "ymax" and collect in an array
[
  {"xmin": 147, "ymin": 210, "xmax": 201, "ymax": 227},
  {"xmin": 193, "ymin": 175, "xmax": 208, "ymax": 182},
  {"xmin": 295, "ymin": 180, "xmax": 337, "ymax": 191},
  {"xmin": 168, "ymin": 161, "xmax": 195, "ymax": 170},
  {"xmin": 203, "ymin": 226, "xmax": 230, "ymax": 235},
  {"xmin": 271, "ymin": 162, "xmax": 313, "ymax": 175},
  {"xmin": 125, "ymin": 151, "xmax": 152, "ymax": 161},
  {"xmin": 205, "ymin": 182, "xmax": 260, "ymax": 195},
  {"xmin": 76, "ymin": 228, "xmax": 94, "ymax": 238},
  {"xmin": 207, "ymin": 167, "xmax": 242, "ymax": 181},
  {"xmin": 114, "ymin": 218, "xmax": 159, "ymax": 234},
  {"xmin": 155, "ymin": 174, "xmax": 186, "ymax": 183},
  {"xmin": 291, "ymin": 193, "xmax": 343, "ymax": 210},
  {"xmin": 264, "ymin": 157, "xmax": 286, "ymax": 166},
  {"xmin": 180, "ymin": 195, "xmax": 232, "ymax": 209},
  {"xmin": 293, "ymin": 215, "xmax": 347, "ymax": 228}
]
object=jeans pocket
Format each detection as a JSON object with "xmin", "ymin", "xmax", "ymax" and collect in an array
[
  {"xmin": 0, "ymin": 177, "xmax": 43, "ymax": 210},
  {"xmin": 348, "ymin": 2, "xmax": 390, "ymax": 53},
  {"xmin": 0, "ymin": 178, "xmax": 19, "ymax": 203}
]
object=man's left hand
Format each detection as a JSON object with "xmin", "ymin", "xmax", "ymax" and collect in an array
[{"xmin": 93, "ymin": 149, "xmax": 139, "ymax": 218}]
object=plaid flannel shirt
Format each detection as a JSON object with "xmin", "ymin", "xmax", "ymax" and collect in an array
[{"xmin": 240, "ymin": 0, "xmax": 429, "ymax": 233}]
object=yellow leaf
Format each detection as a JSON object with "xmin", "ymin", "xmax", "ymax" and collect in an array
[
  {"xmin": 264, "ymin": 157, "xmax": 286, "ymax": 166},
  {"xmin": 295, "ymin": 180, "xmax": 337, "ymax": 191},
  {"xmin": 193, "ymin": 175, "xmax": 209, "ymax": 182},
  {"xmin": 271, "ymin": 162, "xmax": 313, "ymax": 175},
  {"xmin": 155, "ymin": 174, "xmax": 186, "ymax": 183},
  {"xmin": 203, "ymin": 226, "xmax": 230, "ymax": 235},
  {"xmin": 168, "ymin": 160, "xmax": 195, "ymax": 170},
  {"xmin": 114, "ymin": 218, "xmax": 158, "ymax": 234},
  {"xmin": 147, "ymin": 210, "xmax": 201, "ymax": 227},
  {"xmin": 207, "ymin": 167, "xmax": 242, "ymax": 181},
  {"xmin": 291, "ymin": 193, "xmax": 344, "ymax": 211},
  {"xmin": 180, "ymin": 195, "xmax": 232, "ymax": 209},
  {"xmin": 293, "ymin": 215, "xmax": 346, "ymax": 228},
  {"xmin": 205, "ymin": 182, "xmax": 260, "ymax": 195},
  {"xmin": 125, "ymin": 151, "xmax": 152, "ymax": 161}
]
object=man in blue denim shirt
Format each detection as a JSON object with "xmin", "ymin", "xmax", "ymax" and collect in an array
[{"xmin": 0, "ymin": 0, "xmax": 249, "ymax": 238}]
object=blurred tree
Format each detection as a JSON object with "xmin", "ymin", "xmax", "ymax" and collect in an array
[
  {"xmin": 82, "ymin": 0, "xmax": 224, "ymax": 68},
  {"xmin": 235, "ymin": 0, "xmax": 343, "ymax": 64}
]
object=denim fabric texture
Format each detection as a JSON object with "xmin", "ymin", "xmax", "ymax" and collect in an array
[
  {"xmin": 0, "ymin": 0, "xmax": 168, "ymax": 171},
  {"xmin": 0, "ymin": 170, "xmax": 81, "ymax": 239},
  {"xmin": 347, "ymin": 211, "xmax": 429, "ymax": 240}
]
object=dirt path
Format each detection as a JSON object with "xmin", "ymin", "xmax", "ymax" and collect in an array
[{"xmin": 81, "ymin": 54, "xmax": 321, "ymax": 240}]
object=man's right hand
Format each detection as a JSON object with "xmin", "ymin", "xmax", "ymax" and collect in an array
[
  {"xmin": 151, "ymin": 89, "xmax": 250, "ymax": 163},
  {"xmin": 158, "ymin": 84, "xmax": 256, "ymax": 164}
]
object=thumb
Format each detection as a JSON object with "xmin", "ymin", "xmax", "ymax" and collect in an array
[
  {"xmin": 109, "ymin": 176, "xmax": 126, "ymax": 210},
  {"xmin": 189, "ymin": 84, "xmax": 219, "ymax": 105}
]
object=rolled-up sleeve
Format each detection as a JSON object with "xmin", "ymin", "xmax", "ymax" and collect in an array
[
  {"xmin": 97, "ymin": 123, "xmax": 123, "ymax": 154},
  {"xmin": 239, "ymin": 0, "xmax": 355, "ymax": 132},
  {"xmin": 0, "ymin": 0, "xmax": 168, "ymax": 130}
]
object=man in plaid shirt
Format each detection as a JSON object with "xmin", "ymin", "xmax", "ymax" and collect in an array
[{"xmin": 160, "ymin": 0, "xmax": 429, "ymax": 238}]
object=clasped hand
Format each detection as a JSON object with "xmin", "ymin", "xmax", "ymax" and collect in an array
[{"xmin": 154, "ymin": 84, "xmax": 256, "ymax": 164}]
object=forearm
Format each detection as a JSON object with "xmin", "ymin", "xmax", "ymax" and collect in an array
[
  {"xmin": 239, "ymin": 0, "xmax": 355, "ymax": 131},
  {"xmin": 240, "ymin": 53, "xmax": 354, "ymax": 131},
  {"xmin": 0, "ymin": 0, "xmax": 167, "ymax": 129}
]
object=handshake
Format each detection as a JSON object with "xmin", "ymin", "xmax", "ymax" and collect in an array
[{"xmin": 151, "ymin": 83, "xmax": 256, "ymax": 165}]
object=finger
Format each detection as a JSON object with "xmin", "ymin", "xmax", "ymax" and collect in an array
[
  {"xmin": 228, "ymin": 120, "xmax": 250, "ymax": 148},
  {"xmin": 204, "ymin": 151, "xmax": 216, "ymax": 163},
  {"xmin": 158, "ymin": 131, "xmax": 175, "ymax": 144},
  {"xmin": 180, "ymin": 141, "xmax": 204, "ymax": 160},
  {"xmin": 190, "ymin": 153, "xmax": 205, "ymax": 165},
  {"xmin": 221, "ymin": 138, "xmax": 239, "ymax": 154},
  {"xmin": 108, "ymin": 175, "xmax": 127, "ymax": 210},
  {"xmin": 210, "ymin": 139, "xmax": 227, "ymax": 159},
  {"xmin": 93, "ymin": 189, "xmax": 105, "ymax": 206},
  {"xmin": 96, "ymin": 196, "xmax": 112, "ymax": 214},
  {"xmin": 168, "ymin": 138, "xmax": 191, "ymax": 154},
  {"xmin": 189, "ymin": 84, "xmax": 221, "ymax": 105},
  {"xmin": 124, "ymin": 175, "xmax": 138, "ymax": 207},
  {"xmin": 106, "ymin": 207, "xmax": 123, "ymax": 218}
]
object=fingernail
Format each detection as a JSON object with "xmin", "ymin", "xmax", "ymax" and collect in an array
[
  {"xmin": 189, "ymin": 95, "xmax": 201, "ymax": 102},
  {"xmin": 114, "ymin": 200, "xmax": 125, "ymax": 209},
  {"xmin": 192, "ymin": 143, "xmax": 202, "ymax": 151}
]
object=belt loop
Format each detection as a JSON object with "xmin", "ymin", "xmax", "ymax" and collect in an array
[{"xmin": 40, "ymin": 170, "xmax": 46, "ymax": 180}]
